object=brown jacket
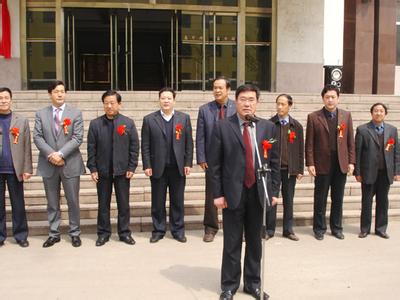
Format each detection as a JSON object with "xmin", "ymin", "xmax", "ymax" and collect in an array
[
  {"xmin": 270, "ymin": 114, "xmax": 304, "ymax": 176},
  {"xmin": 9, "ymin": 112, "xmax": 33, "ymax": 181},
  {"xmin": 305, "ymin": 108, "xmax": 355, "ymax": 175}
]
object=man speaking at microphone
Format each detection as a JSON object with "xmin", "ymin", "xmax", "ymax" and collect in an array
[{"xmin": 209, "ymin": 84, "xmax": 280, "ymax": 300}]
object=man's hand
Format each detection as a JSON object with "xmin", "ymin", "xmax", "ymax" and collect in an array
[
  {"xmin": 199, "ymin": 162, "xmax": 208, "ymax": 171},
  {"xmin": 184, "ymin": 166, "xmax": 191, "ymax": 176},
  {"xmin": 22, "ymin": 173, "xmax": 32, "ymax": 181},
  {"xmin": 348, "ymin": 164, "xmax": 355, "ymax": 176},
  {"xmin": 126, "ymin": 171, "xmax": 134, "ymax": 179},
  {"xmin": 144, "ymin": 168, "xmax": 152, "ymax": 177},
  {"xmin": 48, "ymin": 152, "xmax": 64, "ymax": 166},
  {"xmin": 271, "ymin": 197, "xmax": 279, "ymax": 206},
  {"xmin": 91, "ymin": 172, "xmax": 99, "ymax": 183},
  {"xmin": 355, "ymin": 175, "xmax": 362, "ymax": 183},
  {"xmin": 308, "ymin": 166, "xmax": 316, "ymax": 177},
  {"xmin": 296, "ymin": 174, "xmax": 303, "ymax": 181},
  {"xmin": 395, "ymin": 175, "xmax": 400, "ymax": 181},
  {"xmin": 214, "ymin": 197, "xmax": 228, "ymax": 209}
]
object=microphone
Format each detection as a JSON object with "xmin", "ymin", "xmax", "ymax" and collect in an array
[{"xmin": 245, "ymin": 114, "xmax": 260, "ymax": 123}]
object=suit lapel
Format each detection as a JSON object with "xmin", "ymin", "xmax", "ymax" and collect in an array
[
  {"xmin": 47, "ymin": 106, "xmax": 58, "ymax": 140},
  {"xmin": 366, "ymin": 121, "xmax": 380, "ymax": 146},
  {"xmin": 316, "ymin": 109, "xmax": 329, "ymax": 133},
  {"xmin": 209, "ymin": 101, "xmax": 218, "ymax": 122},
  {"xmin": 226, "ymin": 99, "xmax": 236, "ymax": 118},
  {"xmin": 228, "ymin": 114, "xmax": 244, "ymax": 149},
  {"xmin": 154, "ymin": 112, "xmax": 167, "ymax": 137}
]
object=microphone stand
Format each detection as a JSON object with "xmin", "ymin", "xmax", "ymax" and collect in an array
[{"xmin": 248, "ymin": 120, "xmax": 271, "ymax": 297}]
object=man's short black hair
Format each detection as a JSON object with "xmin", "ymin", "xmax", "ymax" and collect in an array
[
  {"xmin": 370, "ymin": 102, "xmax": 388, "ymax": 115},
  {"xmin": 47, "ymin": 80, "xmax": 66, "ymax": 94},
  {"xmin": 235, "ymin": 84, "xmax": 260, "ymax": 100},
  {"xmin": 101, "ymin": 90, "xmax": 122, "ymax": 103},
  {"xmin": 0, "ymin": 87, "xmax": 12, "ymax": 98},
  {"xmin": 276, "ymin": 93, "xmax": 293, "ymax": 106},
  {"xmin": 212, "ymin": 76, "xmax": 231, "ymax": 89},
  {"xmin": 321, "ymin": 84, "xmax": 340, "ymax": 98},
  {"xmin": 159, "ymin": 87, "xmax": 176, "ymax": 99}
]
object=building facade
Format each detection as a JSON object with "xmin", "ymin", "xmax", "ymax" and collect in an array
[{"xmin": 0, "ymin": 0, "xmax": 397, "ymax": 94}]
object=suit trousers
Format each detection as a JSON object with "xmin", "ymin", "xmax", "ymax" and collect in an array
[
  {"xmin": 203, "ymin": 169, "xmax": 219, "ymax": 233},
  {"xmin": 313, "ymin": 156, "xmax": 347, "ymax": 235},
  {"xmin": 0, "ymin": 174, "xmax": 28, "ymax": 242},
  {"xmin": 97, "ymin": 175, "xmax": 131, "ymax": 238},
  {"xmin": 266, "ymin": 169, "xmax": 297, "ymax": 235},
  {"xmin": 150, "ymin": 165, "xmax": 185, "ymax": 238},
  {"xmin": 221, "ymin": 184, "xmax": 262, "ymax": 293},
  {"xmin": 360, "ymin": 170, "xmax": 390, "ymax": 234},
  {"xmin": 43, "ymin": 170, "xmax": 81, "ymax": 237}
]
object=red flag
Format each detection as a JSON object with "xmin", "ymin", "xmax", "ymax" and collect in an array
[{"xmin": 0, "ymin": 0, "xmax": 12, "ymax": 59}]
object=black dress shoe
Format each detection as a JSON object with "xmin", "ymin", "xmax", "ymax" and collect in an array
[
  {"xmin": 332, "ymin": 232, "xmax": 345, "ymax": 240},
  {"xmin": 244, "ymin": 287, "xmax": 269, "ymax": 300},
  {"xmin": 173, "ymin": 235, "xmax": 187, "ymax": 243},
  {"xmin": 71, "ymin": 236, "xmax": 82, "ymax": 247},
  {"xmin": 43, "ymin": 236, "xmax": 61, "ymax": 248},
  {"xmin": 95, "ymin": 236, "xmax": 109, "ymax": 246},
  {"xmin": 0, "ymin": 240, "xmax": 5, "ymax": 246},
  {"xmin": 150, "ymin": 234, "xmax": 164, "ymax": 243},
  {"xmin": 119, "ymin": 235, "xmax": 136, "ymax": 245},
  {"xmin": 219, "ymin": 290, "xmax": 234, "ymax": 300},
  {"xmin": 376, "ymin": 231, "xmax": 390, "ymax": 239},
  {"xmin": 358, "ymin": 232, "xmax": 368, "ymax": 238},
  {"xmin": 17, "ymin": 240, "xmax": 29, "ymax": 248},
  {"xmin": 314, "ymin": 233, "xmax": 324, "ymax": 240},
  {"xmin": 283, "ymin": 233, "xmax": 299, "ymax": 241}
]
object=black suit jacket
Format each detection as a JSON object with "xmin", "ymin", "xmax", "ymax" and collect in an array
[
  {"xmin": 141, "ymin": 110, "xmax": 193, "ymax": 179},
  {"xmin": 196, "ymin": 99, "xmax": 236, "ymax": 164},
  {"xmin": 87, "ymin": 114, "xmax": 139, "ymax": 177},
  {"xmin": 208, "ymin": 114, "xmax": 280, "ymax": 210},
  {"xmin": 354, "ymin": 121, "xmax": 400, "ymax": 185}
]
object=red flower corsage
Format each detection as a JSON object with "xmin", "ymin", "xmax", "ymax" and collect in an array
[
  {"xmin": 175, "ymin": 123, "xmax": 183, "ymax": 140},
  {"xmin": 117, "ymin": 124, "xmax": 126, "ymax": 136},
  {"xmin": 10, "ymin": 127, "xmax": 20, "ymax": 144},
  {"xmin": 337, "ymin": 123, "xmax": 346, "ymax": 138},
  {"xmin": 386, "ymin": 138, "xmax": 395, "ymax": 151},
  {"xmin": 288, "ymin": 129, "xmax": 296, "ymax": 144},
  {"xmin": 63, "ymin": 118, "xmax": 71, "ymax": 135},
  {"xmin": 262, "ymin": 139, "xmax": 276, "ymax": 159}
]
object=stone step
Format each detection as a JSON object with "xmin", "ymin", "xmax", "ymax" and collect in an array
[{"xmin": 7, "ymin": 208, "xmax": 400, "ymax": 236}]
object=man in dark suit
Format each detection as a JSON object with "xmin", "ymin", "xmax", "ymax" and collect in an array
[
  {"xmin": 196, "ymin": 76, "xmax": 236, "ymax": 242},
  {"xmin": 209, "ymin": 84, "xmax": 280, "ymax": 300},
  {"xmin": 33, "ymin": 80, "xmax": 85, "ymax": 248},
  {"xmin": 305, "ymin": 84, "xmax": 355, "ymax": 240},
  {"xmin": 267, "ymin": 94, "xmax": 304, "ymax": 241},
  {"xmin": 0, "ymin": 87, "xmax": 33, "ymax": 248},
  {"xmin": 141, "ymin": 87, "xmax": 193, "ymax": 243},
  {"xmin": 87, "ymin": 90, "xmax": 139, "ymax": 246},
  {"xmin": 354, "ymin": 103, "xmax": 400, "ymax": 239}
]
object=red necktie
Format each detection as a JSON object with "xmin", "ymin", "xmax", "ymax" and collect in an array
[
  {"xmin": 219, "ymin": 105, "xmax": 225, "ymax": 120},
  {"xmin": 243, "ymin": 122, "xmax": 255, "ymax": 188}
]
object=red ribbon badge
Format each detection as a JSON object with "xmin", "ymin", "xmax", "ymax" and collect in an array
[
  {"xmin": 262, "ymin": 139, "xmax": 274, "ymax": 159},
  {"xmin": 337, "ymin": 123, "xmax": 346, "ymax": 138},
  {"xmin": 63, "ymin": 118, "xmax": 71, "ymax": 135},
  {"xmin": 175, "ymin": 123, "xmax": 183, "ymax": 140},
  {"xmin": 288, "ymin": 129, "xmax": 296, "ymax": 144},
  {"xmin": 10, "ymin": 127, "xmax": 20, "ymax": 144},
  {"xmin": 117, "ymin": 124, "xmax": 126, "ymax": 136},
  {"xmin": 386, "ymin": 137, "xmax": 395, "ymax": 151}
]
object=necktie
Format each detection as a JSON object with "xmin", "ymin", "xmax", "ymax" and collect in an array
[
  {"xmin": 329, "ymin": 112, "xmax": 335, "ymax": 119},
  {"xmin": 281, "ymin": 119, "xmax": 287, "ymax": 126},
  {"xmin": 243, "ymin": 122, "xmax": 255, "ymax": 188},
  {"xmin": 375, "ymin": 126, "xmax": 383, "ymax": 135},
  {"xmin": 54, "ymin": 108, "xmax": 61, "ymax": 135},
  {"xmin": 219, "ymin": 105, "xmax": 225, "ymax": 120}
]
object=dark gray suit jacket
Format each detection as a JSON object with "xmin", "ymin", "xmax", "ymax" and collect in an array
[
  {"xmin": 354, "ymin": 121, "xmax": 400, "ymax": 184},
  {"xmin": 33, "ymin": 104, "xmax": 85, "ymax": 178},
  {"xmin": 141, "ymin": 110, "xmax": 193, "ymax": 179},
  {"xmin": 87, "ymin": 114, "xmax": 139, "ymax": 177},
  {"xmin": 208, "ymin": 114, "xmax": 280, "ymax": 210},
  {"xmin": 196, "ymin": 99, "xmax": 236, "ymax": 164}
]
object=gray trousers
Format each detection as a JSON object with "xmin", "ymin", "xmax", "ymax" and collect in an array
[{"xmin": 43, "ymin": 170, "xmax": 81, "ymax": 237}]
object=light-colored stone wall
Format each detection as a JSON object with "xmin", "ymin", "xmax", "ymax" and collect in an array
[{"xmin": 276, "ymin": 0, "xmax": 325, "ymax": 93}]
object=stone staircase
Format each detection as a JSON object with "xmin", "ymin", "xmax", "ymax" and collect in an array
[{"xmin": 5, "ymin": 91, "xmax": 400, "ymax": 235}]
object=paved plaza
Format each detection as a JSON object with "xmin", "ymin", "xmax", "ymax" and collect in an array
[{"xmin": 2, "ymin": 221, "xmax": 400, "ymax": 300}]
